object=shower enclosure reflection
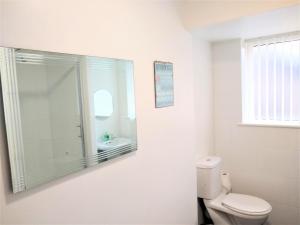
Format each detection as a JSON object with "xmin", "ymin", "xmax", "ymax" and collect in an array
[
  {"xmin": 0, "ymin": 48, "xmax": 137, "ymax": 192},
  {"xmin": 15, "ymin": 50, "xmax": 85, "ymax": 189}
]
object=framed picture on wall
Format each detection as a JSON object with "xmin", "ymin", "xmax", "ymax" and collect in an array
[{"xmin": 154, "ymin": 61, "xmax": 174, "ymax": 108}]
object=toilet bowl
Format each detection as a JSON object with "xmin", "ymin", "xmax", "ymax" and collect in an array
[
  {"xmin": 204, "ymin": 189, "xmax": 271, "ymax": 225},
  {"xmin": 197, "ymin": 156, "xmax": 272, "ymax": 225}
]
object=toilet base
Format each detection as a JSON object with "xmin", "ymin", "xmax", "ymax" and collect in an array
[
  {"xmin": 233, "ymin": 216, "xmax": 268, "ymax": 225},
  {"xmin": 207, "ymin": 208, "xmax": 269, "ymax": 225}
]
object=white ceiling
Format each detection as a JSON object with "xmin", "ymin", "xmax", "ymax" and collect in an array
[{"xmin": 192, "ymin": 4, "xmax": 300, "ymax": 42}]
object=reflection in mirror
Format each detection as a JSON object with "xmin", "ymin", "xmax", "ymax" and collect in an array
[
  {"xmin": 94, "ymin": 90, "xmax": 113, "ymax": 118},
  {"xmin": 0, "ymin": 47, "xmax": 137, "ymax": 193}
]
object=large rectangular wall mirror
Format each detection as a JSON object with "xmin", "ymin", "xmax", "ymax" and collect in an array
[{"xmin": 0, "ymin": 47, "xmax": 137, "ymax": 193}]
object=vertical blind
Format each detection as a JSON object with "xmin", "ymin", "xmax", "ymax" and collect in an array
[{"xmin": 242, "ymin": 32, "xmax": 300, "ymax": 125}]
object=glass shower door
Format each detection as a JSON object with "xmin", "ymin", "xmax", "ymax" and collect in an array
[{"xmin": 14, "ymin": 49, "xmax": 85, "ymax": 189}]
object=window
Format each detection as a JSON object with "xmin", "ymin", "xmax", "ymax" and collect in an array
[{"xmin": 242, "ymin": 32, "xmax": 300, "ymax": 126}]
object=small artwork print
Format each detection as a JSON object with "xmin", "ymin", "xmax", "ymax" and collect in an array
[{"xmin": 154, "ymin": 61, "xmax": 174, "ymax": 108}]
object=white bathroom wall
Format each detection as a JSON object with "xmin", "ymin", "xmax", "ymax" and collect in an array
[
  {"xmin": 179, "ymin": 0, "xmax": 300, "ymax": 31},
  {"xmin": 212, "ymin": 39, "xmax": 300, "ymax": 225},
  {"xmin": 191, "ymin": 4, "xmax": 300, "ymax": 42},
  {"xmin": 0, "ymin": 1, "xmax": 203, "ymax": 224},
  {"xmin": 0, "ymin": 1, "xmax": 3, "ymax": 45},
  {"xmin": 193, "ymin": 38, "xmax": 213, "ymax": 159}
]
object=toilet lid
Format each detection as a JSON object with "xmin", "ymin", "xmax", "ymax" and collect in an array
[{"xmin": 222, "ymin": 193, "xmax": 272, "ymax": 215}]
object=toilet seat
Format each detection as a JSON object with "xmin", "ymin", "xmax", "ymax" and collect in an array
[
  {"xmin": 204, "ymin": 190, "xmax": 272, "ymax": 220},
  {"xmin": 222, "ymin": 193, "xmax": 272, "ymax": 216}
]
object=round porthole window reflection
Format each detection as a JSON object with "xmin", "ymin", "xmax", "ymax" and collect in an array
[{"xmin": 94, "ymin": 89, "xmax": 113, "ymax": 118}]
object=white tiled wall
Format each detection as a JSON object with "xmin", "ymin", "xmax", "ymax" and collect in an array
[{"xmin": 212, "ymin": 39, "xmax": 300, "ymax": 225}]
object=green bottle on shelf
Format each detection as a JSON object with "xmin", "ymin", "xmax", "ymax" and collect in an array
[{"xmin": 101, "ymin": 132, "xmax": 112, "ymax": 142}]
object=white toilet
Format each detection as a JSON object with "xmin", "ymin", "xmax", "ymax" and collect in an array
[{"xmin": 197, "ymin": 156, "xmax": 272, "ymax": 225}]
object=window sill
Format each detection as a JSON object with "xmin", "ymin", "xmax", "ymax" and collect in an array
[{"xmin": 239, "ymin": 122, "xmax": 300, "ymax": 129}]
